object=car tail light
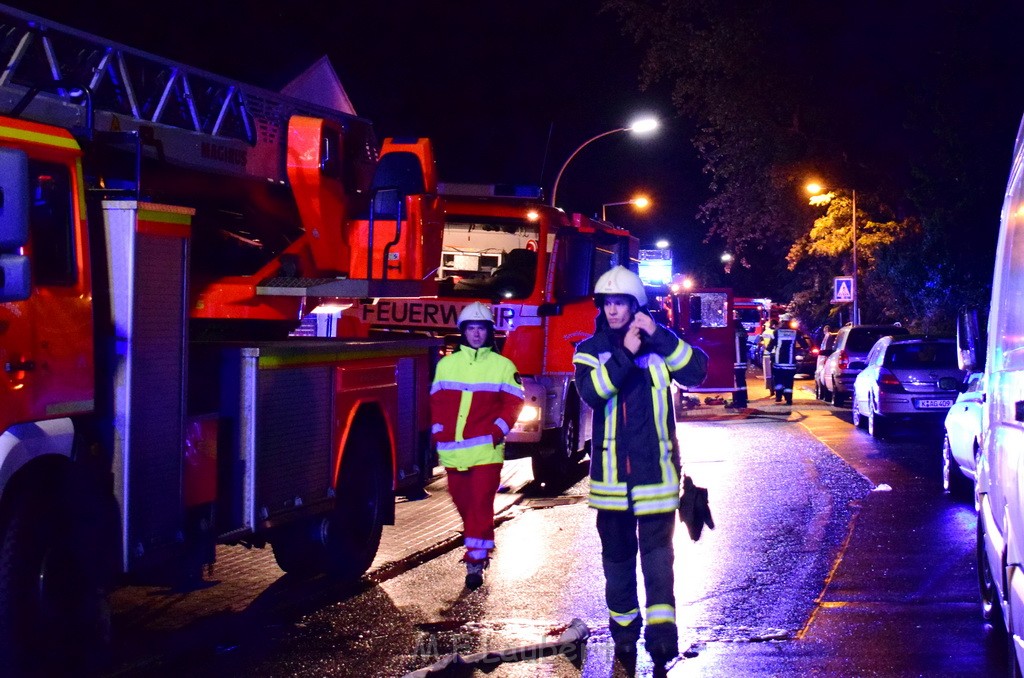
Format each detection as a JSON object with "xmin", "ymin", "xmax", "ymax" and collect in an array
[
  {"xmin": 811, "ymin": 347, "xmax": 820, "ymax": 355},
  {"xmin": 877, "ymin": 368, "xmax": 905, "ymax": 393},
  {"xmin": 837, "ymin": 349, "xmax": 849, "ymax": 369}
]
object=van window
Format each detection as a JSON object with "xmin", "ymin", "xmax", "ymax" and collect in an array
[
  {"xmin": 29, "ymin": 160, "xmax": 76, "ymax": 286},
  {"xmin": 999, "ymin": 167, "xmax": 1024, "ymax": 360}
]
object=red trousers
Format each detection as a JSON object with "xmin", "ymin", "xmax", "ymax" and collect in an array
[{"xmin": 446, "ymin": 463, "xmax": 502, "ymax": 563}]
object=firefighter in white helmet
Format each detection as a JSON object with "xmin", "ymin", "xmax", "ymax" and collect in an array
[
  {"xmin": 572, "ymin": 265, "xmax": 708, "ymax": 665},
  {"xmin": 430, "ymin": 301, "xmax": 524, "ymax": 590}
]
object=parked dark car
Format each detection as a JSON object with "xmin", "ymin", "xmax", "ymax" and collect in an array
[{"xmin": 793, "ymin": 331, "xmax": 819, "ymax": 378}]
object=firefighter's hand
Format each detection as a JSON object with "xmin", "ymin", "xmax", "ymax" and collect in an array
[
  {"xmin": 631, "ymin": 313, "xmax": 657, "ymax": 336},
  {"xmin": 624, "ymin": 325, "xmax": 643, "ymax": 354}
]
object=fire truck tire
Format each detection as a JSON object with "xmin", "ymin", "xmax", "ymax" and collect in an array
[
  {"xmin": 0, "ymin": 470, "xmax": 114, "ymax": 674},
  {"xmin": 273, "ymin": 418, "xmax": 390, "ymax": 580},
  {"xmin": 532, "ymin": 400, "xmax": 580, "ymax": 488},
  {"xmin": 326, "ymin": 438, "xmax": 390, "ymax": 580}
]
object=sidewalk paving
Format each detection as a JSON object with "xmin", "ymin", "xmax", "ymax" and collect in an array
[{"xmin": 108, "ymin": 459, "xmax": 535, "ymax": 670}]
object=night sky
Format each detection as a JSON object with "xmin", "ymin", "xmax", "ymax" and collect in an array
[{"xmin": 11, "ymin": 1, "xmax": 1024, "ymax": 291}]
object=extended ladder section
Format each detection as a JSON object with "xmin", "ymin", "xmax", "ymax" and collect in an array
[
  {"xmin": 0, "ymin": 3, "xmax": 375, "ymax": 183},
  {"xmin": 0, "ymin": 4, "xmax": 440, "ymax": 310}
]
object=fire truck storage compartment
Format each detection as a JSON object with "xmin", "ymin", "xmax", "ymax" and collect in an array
[
  {"xmin": 101, "ymin": 201, "xmax": 194, "ymax": 574},
  {"xmin": 214, "ymin": 344, "xmax": 335, "ymax": 534},
  {"xmin": 198, "ymin": 338, "xmax": 435, "ymax": 537}
]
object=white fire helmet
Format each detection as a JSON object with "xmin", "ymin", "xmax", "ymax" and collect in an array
[
  {"xmin": 458, "ymin": 301, "xmax": 494, "ymax": 327},
  {"xmin": 594, "ymin": 266, "xmax": 647, "ymax": 307}
]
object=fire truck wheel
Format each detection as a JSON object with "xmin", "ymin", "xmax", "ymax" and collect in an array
[
  {"xmin": 532, "ymin": 400, "xmax": 580, "ymax": 489},
  {"xmin": 0, "ymin": 472, "xmax": 114, "ymax": 674},
  {"xmin": 273, "ymin": 418, "xmax": 390, "ymax": 580},
  {"xmin": 325, "ymin": 441, "xmax": 390, "ymax": 580}
]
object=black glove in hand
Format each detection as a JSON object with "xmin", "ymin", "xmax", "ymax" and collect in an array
[{"xmin": 678, "ymin": 475, "xmax": 715, "ymax": 541}]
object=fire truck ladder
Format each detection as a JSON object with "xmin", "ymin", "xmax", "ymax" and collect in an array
[
  {"xmin": 0, "ymin": 3, "xmax": 376, "ymax": 182},
  {"xmin": 0, "ymin": 5, "xmax": 428, "ymax": 299}
]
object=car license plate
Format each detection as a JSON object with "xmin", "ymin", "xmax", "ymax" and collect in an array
[{"xmin": 918, "ymin": 399, "xmax": 953, "ymax": 409}]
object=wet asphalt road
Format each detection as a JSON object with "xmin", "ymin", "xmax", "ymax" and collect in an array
[{"xmin": 116, "ymin": 381, "xmax": 1006, "ymax": 677}]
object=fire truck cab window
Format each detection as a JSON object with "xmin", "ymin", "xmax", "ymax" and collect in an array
[
  {"xmin": 29, "ymin": 161, "xmax": 76, "ymax": 286},
  {"xmin": 552, "ymin": 228, "xmax": 593, "ymax": 302},
  {"xmin": 439, "ymin": 215, "xmax": 539, "ymax": 299}
]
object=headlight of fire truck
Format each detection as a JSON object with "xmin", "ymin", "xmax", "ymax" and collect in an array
[
  {"xmin": 517, "ymin": 404, "xmax": 541, "ymax": 423},
  {"xmin": 509, "ymin": 380, "xmax": 545, "ymax": 444}
]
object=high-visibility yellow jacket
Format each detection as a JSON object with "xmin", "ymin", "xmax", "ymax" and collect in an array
[{"xmin": 430, "ymin": 345, "xmax": 525, "ymax": 470}]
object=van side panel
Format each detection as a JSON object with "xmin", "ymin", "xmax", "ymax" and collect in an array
[{"xmin": 982, "ymin": 114, "xmax": 1024, "ymax": 662}]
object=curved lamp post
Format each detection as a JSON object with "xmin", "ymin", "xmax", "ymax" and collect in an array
[
  {"xmin": 807, "ymin": 182, "xmax": 859, "ymax": 325},
  {"xmin": 601, "ymin": 195, "xmax": 650, "ymax": 221},
  {"xmin": 550, "ymin": 117, "xmax": 658, "ymax": 208}
]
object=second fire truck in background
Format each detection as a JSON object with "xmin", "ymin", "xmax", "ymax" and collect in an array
[{"xmin": 337, "ymin": 183, "xmax": 639, "ymax": 486}]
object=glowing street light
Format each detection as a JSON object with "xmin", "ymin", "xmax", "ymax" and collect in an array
[
  {"xmin": 655, "ymin": 239, "xmax": 670, "ymax": 249},
  {"xmin": 807, "ymin": 181, "xmax": 859, "ymax": 324},
  {"xmin": 721, "ymin": 252, "xmax": 734, "ymax": 273},
  {"xmin": 550, "ymin": 117, "xmax": 659, "ymax": 207},
  {"xmin": 602, "ymin": 195, "xmax": 651, "ymax": 221}
]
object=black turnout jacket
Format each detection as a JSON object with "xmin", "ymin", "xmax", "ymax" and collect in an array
[{"xmin": 573, "ymin": 311, "xmax": 708, "ymax": 515}]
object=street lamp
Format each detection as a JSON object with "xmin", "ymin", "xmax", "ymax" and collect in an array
[
  {"xmin": 655, "ymin": 239, "xmax": 669, "ymax": 249},
  {"xmin": 601, "ymin": 195, "xmax": 651, "ymax": 221},
  {"xmin": 807, "ymin": 183, "xmax": 859, "ymax": 325},
  {"xmin": 550, "ymin": 117, "xmax": 659, "ymax": 207},
  {"xmin": 721, "ymin": 252, "xmax": 734, "ymax": 274}
]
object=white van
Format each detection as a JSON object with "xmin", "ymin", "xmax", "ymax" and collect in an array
[{"xmin": 975, "ymin": 111, "xmax": 1024, "ymax": 672}]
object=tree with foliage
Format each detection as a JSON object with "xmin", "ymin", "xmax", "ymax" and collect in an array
[
  {"xmin": 787, "ymin": 191, "xmax": 922, "ymax": 328},
  {"xmin": 605, "ymin": 0, "xmax": 1022, "ymax": 328}
]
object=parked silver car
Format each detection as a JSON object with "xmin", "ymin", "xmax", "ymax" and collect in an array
[
  {"xmin": 821, "ymin": 323, "xmax": 909, "ymax": 406},
  {"xmin": 942, "ymin": 371, "xmax": 984, "ymax": 498},
  {"xmin": 851, "ymin": 335, "xmax": 965, "ymax": 437},
  {"xmin": 814, "ymin": 331, "xmax": 838, "ymax": 400}
]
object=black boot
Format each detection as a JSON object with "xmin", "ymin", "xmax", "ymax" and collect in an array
[
  {"xmin": 464, "ymin": 558, "xmax": 488, "ymax": 590},
  {"xmin": 610, "ymin": 615, "xmax": 641, "ymax": 660},
  {"xmin": 645, "ymin": 624, "xmax": 679, "ymax": 667}
]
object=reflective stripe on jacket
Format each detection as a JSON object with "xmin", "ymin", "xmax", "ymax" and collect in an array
[
  {"xmin": 769, "ymin": 328, "xmax": 798, "ymax": 368},
  {"xmin": 430, "ymin": 345, "xmax": 525, "ymax": 471},
  {"xmin": 574, "ymin": 323, "xmax": 708, "ymax": 514}
]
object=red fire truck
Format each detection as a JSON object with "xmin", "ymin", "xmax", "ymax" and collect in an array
[
  {"xmin": 661, "ymin": 286, "xmax": 742, "ymax": 412},
  {"xmin": 0, "ymin": 5, "xmax": 439, "ymax": 668},
  {"xmin": 733, "ymin": 296, "xmax": 771, "ymax": 335},
  {"xmin": 337, "ymin": 183, "xmax": 639, "ymax": 486}
]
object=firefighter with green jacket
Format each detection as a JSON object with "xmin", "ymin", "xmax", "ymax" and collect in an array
[
  {"xmin": 430, "ymin": 302, "xmax": 525, "ymax": 590},
  {"xmin": 572, "ymin": 266, "xmax": 708, "ymax": 665}
]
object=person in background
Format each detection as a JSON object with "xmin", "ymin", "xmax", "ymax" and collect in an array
[
  {"xmin": 430, "ymin": 301, "xmax": 524, "ymax": 590},
  {"xmin": 760, "ymin": 319, "xmax": 777, "ymax": 392},
  {"xmin": 572, "ymin": 266, "xmax": 708, "ymax": 667},
  {"xmin": 727, "ymin": 310, "xmax": 749, "ymax": 409}
]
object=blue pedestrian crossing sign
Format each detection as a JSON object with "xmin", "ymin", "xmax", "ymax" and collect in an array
[{"xmin": 833, "ymin": 276, "xmax": 854, "ymax": 303}]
